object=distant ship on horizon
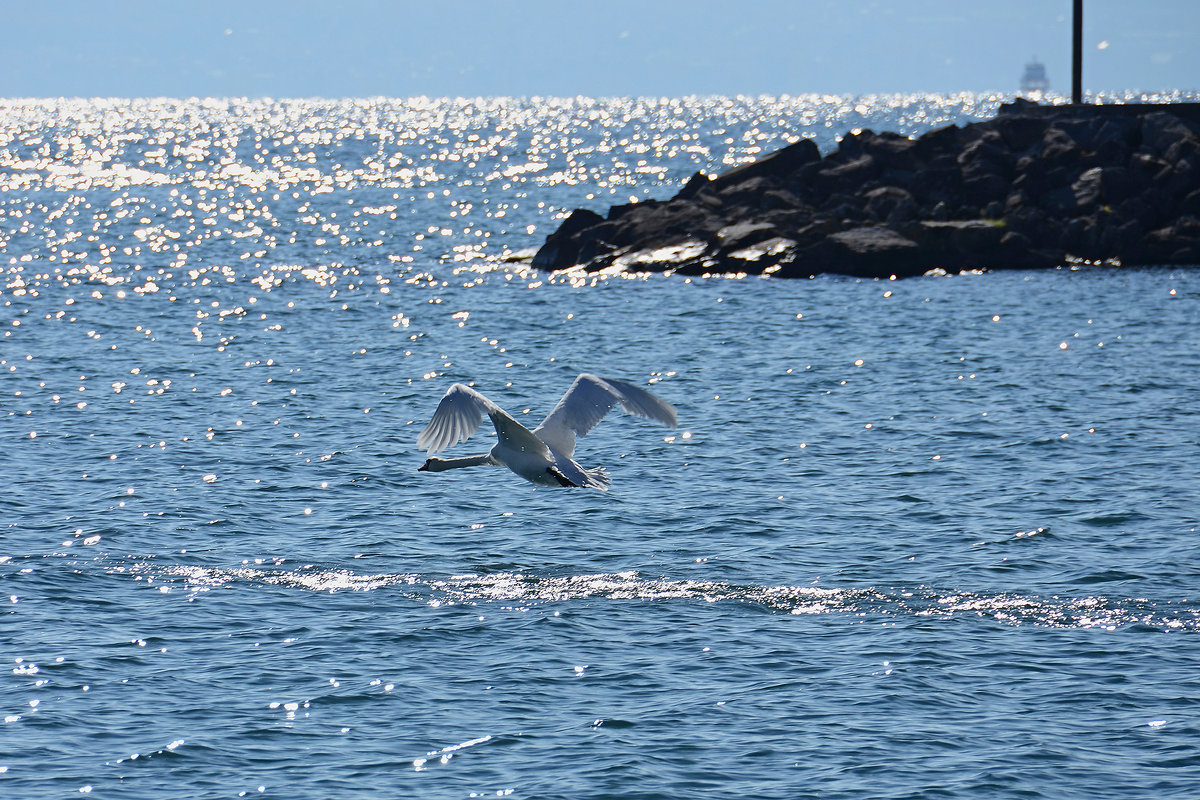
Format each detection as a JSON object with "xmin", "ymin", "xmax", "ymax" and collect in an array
[{"xmin": 1020, "ymin": 57, "xmax": 1050, "ymax": 93}]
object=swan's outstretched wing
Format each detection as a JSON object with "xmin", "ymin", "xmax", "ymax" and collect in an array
[
  {"xmin": 417, "ymin": 384, "xmax": 498, "ymax": 455},
  {"xmin": 418, "ymin": 383, "xmax": 554, "ymax": 461},
  {"xmin": 489, "ymin": 407, "xmax": 555, "ymax": 461},
  {"xmin": 533, "ymin": 374, "xmax": 677, "ymax": 457}
]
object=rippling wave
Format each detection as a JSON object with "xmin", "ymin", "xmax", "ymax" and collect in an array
[{"xmin": 87, "ymin": 560, "xmax": 1193, "ymax": 632}]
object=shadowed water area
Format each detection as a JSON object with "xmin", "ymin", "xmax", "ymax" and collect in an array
[{"xmin": 3, "ymin": 93, "xmax": 1199, "ymax": 799}]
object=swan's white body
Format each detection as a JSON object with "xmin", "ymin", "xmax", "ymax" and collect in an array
[{"xmin": 417, "ymin": 374, "xmax": 676, "ymax": 490}]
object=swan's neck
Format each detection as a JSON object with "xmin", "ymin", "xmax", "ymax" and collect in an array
[{"xmin": 426, "ymin": 453, "xmax": 495, "ymax": 471}]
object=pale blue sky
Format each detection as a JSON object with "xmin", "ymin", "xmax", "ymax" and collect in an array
[{"xmin": 4, "ymin": 0, "xmax": 1198, "ymax": 97}]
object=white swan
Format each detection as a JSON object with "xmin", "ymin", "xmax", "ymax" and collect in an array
[{"xmin": 417, "ymin": 374, "xmax": 677, "ymax": 490}]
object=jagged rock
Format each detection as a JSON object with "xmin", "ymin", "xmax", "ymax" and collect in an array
[
  {"xmin": 1113, "ymin": 218, "xmax": 1148, "ymax": 250},
  {"xmin": 791, "ymin": 226, "xmax": 922, "ymax": 278},
  {"xmin": 717, "ymin": 221, "xmax": 778, "ymax": 251},
  {"xmin": 708, "ymin": 137, "xmax": 820, "ymax": 193},
  {"xmin": 531, "ymin": 208, "xmax": 603, "ymax": 270},
  {"xmin": 1072, "ymin": 167, "xmax": 1104, "ymax": 209},
  {"xmin": 1041, "ymin": 127, "xmax": 1081, "ymax": 165},
  {"xmin": 1181, "ymin": 188, "xmax": 1200, "ymax": 216},
  {"xmin": 763, "ymin": 188, "xmax": 804, "ymax": 210},
  {"xmin": 677, "ymin": 171, "xmax": 713, "ymax": 199},
  {"xmin": 863, "ymin": 186, "xmax": 916, "ymax": 222},
  {"xmin": 1158, "ymin": 160, "xmax": 1200, "ymax": 208},
  {"xmin": 829, "ymin": 225, "xmax": 916, "ymax": 251},
  {"xmin": 1115, "ymin": 196, "xmax": 1158, "ymax": 229},
  {"xmin": 992, "ymin": 114, "xmax": 1048, "ymax": 152},
  {"xmin": 1166, "ymin": 136, "xmax": 1200, "ymax": 167},
  {"xmin": 760, "ymin": 207, "xmax": 814, "ymax": 233},
  {"xmin": 727, "ymin": 237, "xmax": 799, "ymax": 272},
  {"xmin": 918, "ymin": 219, "xmax": 1005, "ymax": 255},
  {"xmin": 533, "ymin": 101, "xmax": 1200, "ymax": 278},
  {"xmin": 1130, "ymin": 151, "xmax": 1169, "ymax": 178},
  {"xmin": 1142, "ymin": 112, "xmax": 1200, "ymax": 155},
  {"xmin": 716, "ymin": 176, "xmax": 799, "ymax": 212},
  {"xmin": 910, "ymin": 155, "xmax": 962, "ymax": 205},
  {"xmin": 961, "ymin": 174, "xmax": 1010, "ymax": 209},
  {"xmin": 1174, "ymin": 214, "xmax": 1200, "ymax": 237},
  {"xmin": 958, "ymin": 130, "xmax": 1013, "ymax": 180}
]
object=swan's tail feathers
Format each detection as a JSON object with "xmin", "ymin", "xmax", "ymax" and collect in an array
[{"xmin": 581, "ymin": 466, "xmax": 611, "ymax": 491}]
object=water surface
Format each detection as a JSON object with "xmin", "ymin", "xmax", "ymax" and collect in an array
[{"xmin": 3, "ymin": 93, "xmax": 1199, "ymax": 799}]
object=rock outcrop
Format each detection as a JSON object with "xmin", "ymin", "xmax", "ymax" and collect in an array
[{"xmin": 533, "ymin": 100, "xmax": 1200, "ymax": 278}]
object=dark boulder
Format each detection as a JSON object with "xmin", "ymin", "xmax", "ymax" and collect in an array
[
  {"xmin": 1141, "ymin": 112, "xmax": 1200, "ymax": 156},
  {"xmin": 706, "ymin": 137, "xmax": 820, "ymax": 194},
  {"xmin": 531, "ymin": 208, "xmax": 604, "ymax": 270},
  {"xmin": 1157, "ymin": 159, "xmax": 1200, "ymax": 210},
  {"xmin": 960, "ymin": 174, "xmax": 1011, "ymax": 210},
  {"xmin": 815, "ymin": 155, "xmax": 880, "ymax": 195},
  {"xmin": 1181, "ymin": 188, "xmax": 1200, "ymax": 216},
  {"xmin": 716, "ymin": 221, "xmax": 779, "ymax": 252},
  {"xmin": 863, "ymin": 131, "xmax": 921, "ymax": 171},
  {"xmin": 958, "ymin": 130, "xmax": 1014, "ymax": 181},
  {"xmin": 787, "ymin": 226, "xmax": 923, "ymax": 278},
  {"xmin": 677, "ymin": 171, "xmax": 713, "ymax": 199},
  {"xmin": 1071, "ymin": 168, "xmax": 1105, "ymax": 210},
  {"xmin": 1166, "ymin": 136, "xmax": 1200, "ymax": 168},
  {"xmin": 917, "ymin": 219, "xmax": 1006, "ymax": 255},
  {"xmin": 913, "ymin": 123, "xmax": 964, "ymax": 161},
  {"xmin": 992, "ymin": 114, "xmax": 1049, "ymax": 153},
  {"xmin": 863, "ymin": 185, "xmax": 917, "ymax": 222},
  {"xmin": 1040, "ymin": 126, "xmax": 1081, "ymax": 165},
  {"xmin": 715, "ymin": 176, "xmax": 806, "ymax": 214},
  {"xmin": 1041, "ymin": 186, "xmax": 1081, "ymax": 216},
  {"xmin": 909, "ymin": 154, "xmax": 963, "ymax": 204},
  {"xmin": 725, "ymin": 236, "xmax": 800, "ymax": 274}
]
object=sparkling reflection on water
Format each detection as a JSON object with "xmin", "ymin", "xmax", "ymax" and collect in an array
[{"xmin": 3, "ymin": 93, "xmax": 1200, "ymax": 799}]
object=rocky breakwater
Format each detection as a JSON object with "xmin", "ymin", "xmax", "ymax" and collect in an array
[{"xmin": 532, "ymin": 100, "xmax": 1200, "ymax": 278}]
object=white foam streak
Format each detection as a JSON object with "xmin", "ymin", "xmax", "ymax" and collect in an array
[{"xmin": 132, "ymin": 562, "xmax": 1199, "ymax": 632}]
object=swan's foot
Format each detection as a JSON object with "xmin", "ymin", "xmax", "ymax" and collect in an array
[{"xmin": 547, "ymin": 466, "xmax": 577, "ymax": 487}]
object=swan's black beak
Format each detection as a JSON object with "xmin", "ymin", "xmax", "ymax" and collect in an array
[{"xmin": 417, "ymin": 462, "xmax": 429, "ymax": 472}]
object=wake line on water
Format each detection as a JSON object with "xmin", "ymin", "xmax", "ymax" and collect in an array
[{"xmin": 116, "ymin": 561, "xmax": 1200, "ymax": 633}]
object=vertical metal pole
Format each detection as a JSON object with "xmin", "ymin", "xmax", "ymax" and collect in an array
[{"xmin": 1072, "ymin": 0, "xmax": 1083, "ymax": 103}]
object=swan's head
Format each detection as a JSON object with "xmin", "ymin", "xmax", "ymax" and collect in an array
[{"xmin": 418, "ymin": 457, "xmax": 446, "ymax": 472}]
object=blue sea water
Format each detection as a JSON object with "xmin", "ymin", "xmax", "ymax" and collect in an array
[{"xmin": 2, "ymin": 92, "xmax": 1200, "ymax": 799}]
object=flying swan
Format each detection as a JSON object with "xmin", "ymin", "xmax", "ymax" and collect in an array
[{"xmin": 417, "ymin": 374, "xmax": 677, "ymax": 489}]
